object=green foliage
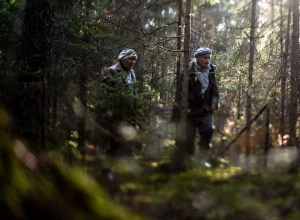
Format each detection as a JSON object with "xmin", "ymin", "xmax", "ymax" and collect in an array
[
  {"xmin": 0, "ymin": 124, "xmax": 143, "ymax": 219},
  {"xmin": 0, "ymin": 0, "xmax": 20, "ymax": 12},
  {"xmin": 93, "ymin": 76, "xmax": 153, "ymax": 127},
  {"xmin": 0, "ymin": 0, "xmax": 20, "ymax": 59},
  {"xmin": 0, "ymin": 107, "xmax": 9, "ymax": 128},
  {"xmin": 111, "ymin": 161, "xmax": 300, "ymax": 219}
]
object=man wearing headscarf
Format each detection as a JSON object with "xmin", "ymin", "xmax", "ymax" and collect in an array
[
  {"xmin": 100, "ymin": 48, "xmax": 139, "ymax": 156},
  {"xmin": 187, "ymin": 47, "xmax": 219, "ymax": 167},
  {"xmin": 104, "ymin": 48, "xmax": 138, "ymax": 90}
]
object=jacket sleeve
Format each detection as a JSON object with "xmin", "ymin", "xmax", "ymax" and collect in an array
[{"xmin": 102, "ymin": 67, "xmax": 115, "ymax": 86}]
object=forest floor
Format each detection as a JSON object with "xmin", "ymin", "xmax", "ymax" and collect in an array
[
  {"xmin": 93, "ymin": 151, "xmax": 300, "ymax": 220},
  {"xmin": 3, "ymin": 137, "xmax": 300, "ymax": 220}
]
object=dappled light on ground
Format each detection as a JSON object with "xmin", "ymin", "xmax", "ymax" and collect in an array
[{"xmin": 113, "ymin": 158, "xmax": 300, "ymax": 219}]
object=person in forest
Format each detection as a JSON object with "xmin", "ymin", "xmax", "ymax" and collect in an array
[
  {"xmin": 103, "ymin": 48, "xmax": 137, "ymax": 94},
  {"xmin": 99, "ymin": 48, "xmax": 139, "ymax": 156},
  {"xmin": 186, "ymin": 47, "xmax": 219, "ymax": 167}
]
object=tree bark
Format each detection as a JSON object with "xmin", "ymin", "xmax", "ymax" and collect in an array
[
  {"xmin": 280, "ymin": 1, "xmax": 291, "ymax": 145},
  {"xmin": 180, "ymin": 0, "xmax": 192, "ymax": 124},
  {"xmin": 237, "ymin": 72, "xmax": 242, "ymax": 119},
  {"xmin": 173, "ymin": 0, "xmax": 183, "ymax": 147},
  {"xmin": 176, "ymin": 0, "xmax": 192, "ymax": 167},
  {"xmin": 245, "ymin": 0, "xmax": 257, "ymax": 154},
  {"xmin": 78, "ymin": 58, "xmax": 88, "ymax": 158},
  {"xmin": 288, "ymin": 0, "xmax": 299, "ymax": 145},
  {"xmin": 19, "ymin": 0, "xmax": 53, "ymax": 148}
]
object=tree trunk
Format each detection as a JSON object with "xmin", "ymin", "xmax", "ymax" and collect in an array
[
  {"xmin": 245, "ymin": 0, "xmax": 257, "ymax": 155},
  {"xmin": 78, "ymin": 60, "xmax": 88, "ymax": 159},
  {"xmin": 173, "ymin": 0, "xmax": 183, "ymax": 147},
  {"xmin": 175, "ymin": 0, "xmax": 192, "ymax": 168},
  {"xmin": 19, "ymin": 0, "xmax": 53, "ymax": 148},
  {"xmin": 237, "ymin": 72, "xmax": 242, "ymax": 119},
  {"xmin": 180, "ymin": 0, "xmax": 192, "ymax": 125},
  {"xmin": 288, "ymin": 0, "xmax": 299, "ymax": 145},
  {"xmin": 193, "ymin": 4, "xmax": 201, "ymax": 48},
  {"xmin": 280, "ymin": 1, "xmax": 291, "ymax": 145}
]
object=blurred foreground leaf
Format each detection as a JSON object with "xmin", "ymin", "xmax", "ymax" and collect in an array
[{"xmin": 0, "ymin": 109, "xmax": 144, "ymax": 220}]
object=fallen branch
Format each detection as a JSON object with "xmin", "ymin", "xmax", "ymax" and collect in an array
[{"xmin": 218, "ymin": 104, "xmax": 268, "ymax": 155}]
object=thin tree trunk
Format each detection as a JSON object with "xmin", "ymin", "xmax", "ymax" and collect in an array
[
  {"xmin": 264, "ymin": 104, "xmax": 270, "ymax": 167},
  {"xmin": 193, "ymin": 4, "xmax": 201, "ymax": 48},
  {"xmin": 180, "ymin": 0, "xmax": 192, "ymax": 125},
  {"xmin": 267, "ymin": 0, "xmax": 275, "ymax": 64},
  {"xmin": 280, "ymin": 1, "xmax": 291, "ymax": 145},
  {"xmin": 22, "ymin": 0, "xmax": 53, "ymax": 148},
  {"xmin": 245, "ymin": 0, "xmax": 257, "ymax": 155},
  {"xmin": 174, "ymin": 0, "xmax": 183, "ymax": 147},
  {"xmin": 78, "ymin": 58, "xmax": 88, "ymax": 161},
  {"xmin": 288, "ymin": 0, "xmax": 299, "ymax": 145},
  {"xmin": 237, "ymin": 72, "xmax": 242, "ymax": 119},
  {"xmin": 178, "ymin": 0, "xmax": 192, "ymax": 162},
  {"xmin": 173, "ymin": 0, "xmax": 191, "ymax": 169}
]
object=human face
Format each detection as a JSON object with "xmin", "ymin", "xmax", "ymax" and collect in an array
[
  {"xmin": 121, "ymin": 57, "xmax": 136, "ymax": 70},
  {"xmin": 196, "ymin": 54, "xmax": 211, "ymax": 68}
]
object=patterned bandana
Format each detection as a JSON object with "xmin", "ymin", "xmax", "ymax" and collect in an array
[{"xmin": 118, "ymin": 48, "xmax": 138, "ymax": 61}]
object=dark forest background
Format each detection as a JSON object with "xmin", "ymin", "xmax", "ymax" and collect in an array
[{"xmin": 1, "ymin": 0, "xmax": 300, "ymax": 219}]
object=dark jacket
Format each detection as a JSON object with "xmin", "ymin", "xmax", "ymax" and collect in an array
[
  {"xmin": 104, "ymin": 62, "xmax": 136, "ymax": 90},
  {"xmin": 101, "ymin": 61, "xmax": 137, "ymax": 122},
  {"xmin": 188, "ymin": 62, "xmax": 219, "ymax": 118}
]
